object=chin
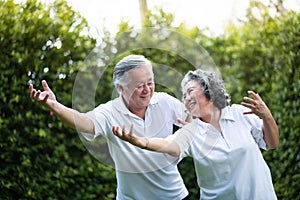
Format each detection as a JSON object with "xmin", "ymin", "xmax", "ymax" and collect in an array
[
  {"xmin": 190, "ymin": 111, "xmax": 200, "ymax": 118},
  {"xmin": 139, "ymin": 99, "xmax": 150, "ymax": 106},
  {"xmin": 140, "ymin": 97, "xmax": 151, "ymax": 103}
]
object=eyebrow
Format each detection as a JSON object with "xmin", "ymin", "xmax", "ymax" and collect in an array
[
  {"xmin": 183, "ymin": 86, "xmax": 196, "ymax": 96},
  {"xmin": 135, "ymin": 78, "xmax": 153, "ymax": 86},
  {"xmin": 187, "ymin": 86, "xmax": 196, "ymax": 92}
]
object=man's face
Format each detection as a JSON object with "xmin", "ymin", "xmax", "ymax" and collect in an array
[{"xmin": 119, "ymin": 64, "xmax": 155, "ymax": 113}]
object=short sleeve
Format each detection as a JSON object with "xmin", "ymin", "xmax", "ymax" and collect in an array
[
  {"xmin": 167, "ymin": 121, "xmax": 198, "ymax": 159},
  {"xmin": 251, "ymin": 126, "xmax": 267, "ymax": 150},
  {"xmin": 80, "ymin": 103, "xmax": 111, "ymax": 141},
  {"xmin": 158, "ymin": 92, "xmax": 187, "ymax": 127},
  {"xmin": 240, "ymin": 105, "xmax": 267, "ymax": 150},
  {"xmin": 80, "ymin": 110, "xmax": 99, "ymax": 141}
]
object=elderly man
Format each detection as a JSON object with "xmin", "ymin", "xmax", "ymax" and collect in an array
[{"xmin": 29, "ymin": 55, "xmax": 190, "ymax": 200}]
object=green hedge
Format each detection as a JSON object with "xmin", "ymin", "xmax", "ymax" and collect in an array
[{"xmin": 1, "ymin": 0, "xmax": 299, "ymax": 199}]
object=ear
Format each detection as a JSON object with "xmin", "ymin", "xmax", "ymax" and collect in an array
[{"xmin": 117, "ymin": 84, "xmax": 124, "ymax": 94}]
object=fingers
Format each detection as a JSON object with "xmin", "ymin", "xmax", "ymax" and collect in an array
[
  {"xmin": 29, "ymin": 84, "xmax": 38, "ymax": 99},
  {"xmin": 29, "ymin": 84, "xmax": 35, "ymax": 98},
  {"xmin": 129, "ymin": 124, "xmax": 134, "ymax": 135},
  {"xmin": 30, "ymin": 88, "xmax": 47, "ymax": 102},
  {"xmin": 247, "ymin": 90, "xmax": 256, "ymax": 98},
  {"xmin": 29, "ymin": 83, "xmax": 33, "ymax": 92},
  {"xmin": 241, "ymin": 91, "xmax": 257, "ymax": 115},
  {"xmin": 112, "ymin": 126, "xmax": 120, "ymax": 136},
  {"xmin": 112, "ymin": 126, "xmax": 125, "ymax": 138},
  {"xmin": 243, "ymin": 96, "xmax": 256, "ymax": 105},
  {"xmin": 241, "ymin": 91, "xmax": 268, "ymax": 117},
  {"xmin": 247, "ymin": 90, "xmax": 258, "ymax": 98},
  {"xmin": 43, "ymin": 93, "xmax": 49, "ymax": 103},
  {"xmin": 247, "ymin": 90, "xmax": 262, "ymax": 101},
  {"xmin": 42, "ymin": 80, "xmax": 50, "ymax": 91},
  {"xmin": 29, "ymin": 81, "xmax": 51, "ymax": 103},
  {"xmin": 29, "ymin": 81, "xmax": 43, "ymax": 99},
  {"xmin": 242, "ymin": 91, "xmax": 260, "ymax": 106},
  {"xmin": 112, "ymin": 124, "xmax": 134, "ymax": 137},
  {"xmin": 243, "ymin": 110, "xmax": 253, "ymax": 115},
  {"xmin": 122, "ymin": 125, "xmax": 126, "ymax": 135},
  {"xmin": 29, "ymin": 87, "xmax": 38, "ymax": 100},
  {"xmin": 177, "ymin": 118, "xmax": 188, "ymax": 125}
]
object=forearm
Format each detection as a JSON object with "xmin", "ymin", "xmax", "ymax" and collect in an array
[
  {"xmin": 140, "ymin": 138, "xmax": 180, "ymax": 157},
  {"xmin": 262, "ymin": 112, "xmax": 279, "ymax": 150},
  {"xmin": 52, "ymin": 102, "xmax": 95, "ymax": 134},
  {"xmin": 113, "ymin": 125, "xmax": 181, "ymax": 156}
]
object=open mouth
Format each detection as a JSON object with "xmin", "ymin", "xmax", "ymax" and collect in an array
[
  {"xmin": 140, "ymin": 95, "xmax": 150, "ymax": 101},
  {"xmin": 188, "ymin": 102, "xmax": 196, "ymax": 110}
]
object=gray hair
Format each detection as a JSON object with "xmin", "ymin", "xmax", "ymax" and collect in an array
[
  {"xmin": 113, "ymin": 55, "xmax": 153, "ymax": 87},
  {"xmin": 181, "ymin": 69, "xmax": 231, "ymax": 109}
]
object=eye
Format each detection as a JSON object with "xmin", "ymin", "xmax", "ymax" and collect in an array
[
  {"xmin": 136, "ymin": 85, "xmax": 143, "ymax": 89},
  {"xmin": 147, "ymin": 82, "xmax": 154, "ymax": 87},
  {"xmin": 188, "ymin": 88, "xmax": 194, "ymax": 95}
]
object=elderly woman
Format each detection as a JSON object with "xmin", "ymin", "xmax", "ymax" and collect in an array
[{"xmin": 113, "ymin": 69, "xmax": 279, "ymax": 200}]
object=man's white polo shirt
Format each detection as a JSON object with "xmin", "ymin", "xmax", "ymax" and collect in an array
[{"xmin": 82, "ymin": 92, "xmax": 189, "ymax": 200}]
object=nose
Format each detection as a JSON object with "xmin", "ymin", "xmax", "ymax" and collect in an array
[
  {"xmin": 142, "ymin": 84, "xmax": 150, "ymax": 92},
  {"xmin": 184, "ymin": 94, "xmax": 191, "ymax": 102}
]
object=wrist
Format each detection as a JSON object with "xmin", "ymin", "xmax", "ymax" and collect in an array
[{"xmin": 141, "ymin": 138, "xmax": 149, "ymax": 149}]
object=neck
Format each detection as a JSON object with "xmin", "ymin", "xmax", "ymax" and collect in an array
[
  {"xmin": 130, "ymin": 107, "xmax": 147, "ymax": 119},
  {"xmin": 122, "ymin": 96, "xmax": 147, "ymax": 119},
  {"xmin": 200, "ymin": 107, "xmax": 222, "ymax": 133}
]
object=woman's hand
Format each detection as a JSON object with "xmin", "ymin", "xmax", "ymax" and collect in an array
[
  {"xmin": 112, "ymin": 124, "xmax": 147, "ymax": 148},
  {"xmin": 241, "ymin": 91, "xmax": 271, "ymax": 119},
  {"xmin": 113, "ymin": 124, "xmax": 181, "ymax": 155}
]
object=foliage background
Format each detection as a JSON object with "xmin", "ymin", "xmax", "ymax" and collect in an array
[{"xmin": 0, "ymin": 0, "xmax": 299, "ymax": 199}]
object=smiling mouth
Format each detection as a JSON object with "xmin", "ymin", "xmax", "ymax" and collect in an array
[
  {"xmin": 188, "ymin": 102, "xmax": 196, "ymax": 110},
  {"xmin": 140, "ymin": 95, "xmax": 150, "ymax": 99}
]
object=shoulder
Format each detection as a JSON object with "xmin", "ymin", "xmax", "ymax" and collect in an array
[
  {"xmin": 174, "ymin": 120, "xmax": 199, "ymax": 138},
  {"xmin": 181, "ymin": 120, "xmax": 199, "ymax": 132},
  {"xmin": 153, "ymin": 92, "xmax": 175, "ymax": 99},
  {"xmin": 152, "ymin": 92, "xmax": 181, "ymax": 104},
  {"xmin": 225, "ymin": 104, "xmax": 249, "ymax": 117},
  {"xmin": 170, "ymin": 120, "xmax": 200, "ymax": 153},
  {"xmin": 92, "ymin": 98, "xmax": 118, "ymax": 114},
  {"xmin": 226, "ymin": 104, "xmax": 261, "ymax": 125},
  {"xmin": 229, "ymin": 104, "xmax": 247, "ymax": 112}
]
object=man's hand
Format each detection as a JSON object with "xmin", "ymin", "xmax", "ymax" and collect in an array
[{"xmin": 29, "ymin": 80, "xmax": 57, "ymax": 108}]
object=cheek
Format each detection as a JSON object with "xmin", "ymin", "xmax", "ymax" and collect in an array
[
  {"xmin": 131, "ymin": 89, "xmax": 142, "ymax": 99},
  {"xmin": 150, "ymin": 85, "xmax": 155, "ymax": 92},
  {"xmin": 184, "ymin": 101, "xmax": 189, "ymax": 109},
  {"xmin": 122, "ymin": 89, "xmax": 135, "ymax": 100}
]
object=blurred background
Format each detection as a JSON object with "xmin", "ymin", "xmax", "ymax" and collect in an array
[{"xmin": 0, "ymin": 0, "xmax": 299, "ymax": 199}]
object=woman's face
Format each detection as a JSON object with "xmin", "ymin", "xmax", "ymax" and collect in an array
[{"xmin": 182, "ymin": 80, "xmax": 212, "ymax": 118}]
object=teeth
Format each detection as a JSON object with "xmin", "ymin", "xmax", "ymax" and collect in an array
[{"xmin": 189, "ymin": 102, "xmax": 195, "ymax": 109}]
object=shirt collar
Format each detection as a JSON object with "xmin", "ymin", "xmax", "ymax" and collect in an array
[
  {"xmin": 113, "ymin": 93, "xmax": 159, "ymax": 115},
  {"xmin": 220, "ymin": 106, "xmax": 235, "ymax": 121},
  {"xmin": 193, "ymin": 106, "xmax": 234, "ymax": 125},
  {"xmin": 193, "ymin": 106, "xmax": 235, "ymax": 134},
  {"xmin": 193, "ymin": 118, "xmax": 209, "ymax": 133}
]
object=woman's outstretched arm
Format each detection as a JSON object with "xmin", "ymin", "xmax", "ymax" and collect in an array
[{"xmin": 112, "ymin": 124, "xmax": 181, "ymax": 156}]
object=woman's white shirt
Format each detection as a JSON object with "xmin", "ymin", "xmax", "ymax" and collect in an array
[{"xmin": 168, "ymin": 104, "xmax": 277, "ymax": 200}]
